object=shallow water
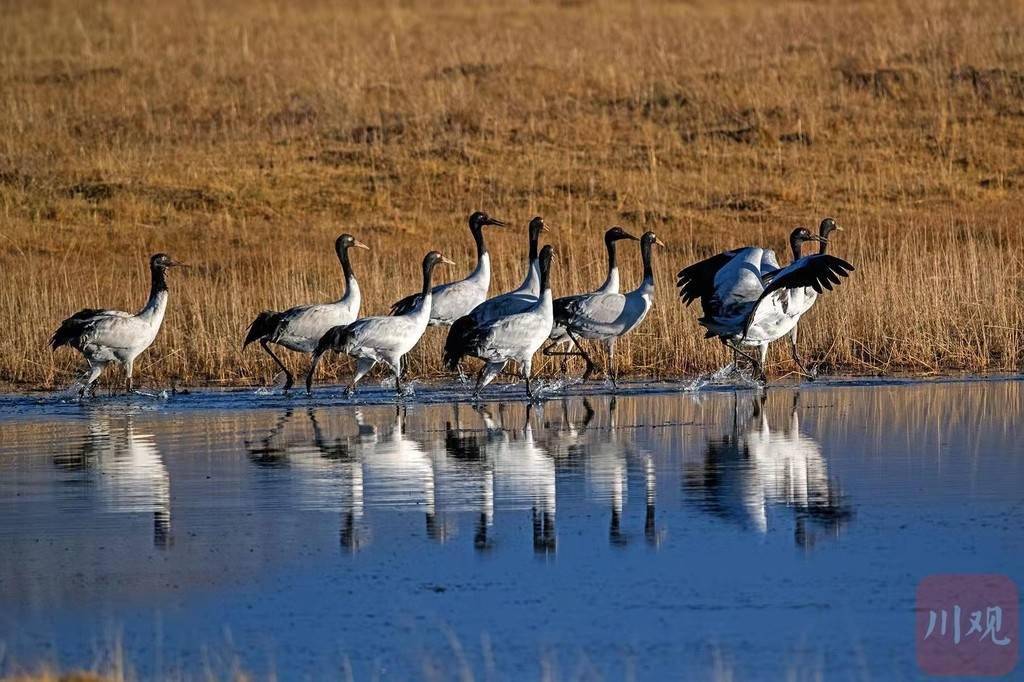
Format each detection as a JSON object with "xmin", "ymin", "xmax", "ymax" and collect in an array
[{"xmin": 0, "ymin": 378, "xmax": 1021, "ymax": 679}]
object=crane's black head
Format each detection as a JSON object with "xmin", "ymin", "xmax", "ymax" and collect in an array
[
  {"xmin": 789, "ymin": 227, "xmax": 825, "ymax": 256},
  {"xmin": 605, "ymin": 226, "xmax": 639, "ymax": 244},
  {"xmin": 539, "ymin": 244, "xmax": 555, "ymax": 267},
  {"xmin": 818, "ymin": 217, "xmax": 841, "ymax": 240},
  {"xmin": 640, "ymin": 232, "xmax": 666, "ymax": 248},
  {"xmin": 538, "ymin": 244, "xmax": 556, "ymax": 284},
  {"xmin": 423, "ymin": 250, "xmax": 456, "ymax": 270},
  {"xmin": 790, "ymin": 227, "xmax": 824, "ymax": 244},
  {"xmin": 150, "ymin": 253, "xmax": 186, "ymax": 270},
  {"xmin": 336, "ymin": 233, "xmax": 371, "ymax": 253},
  {"xmin": 469, "ymin": 212, "xmax": 506, "ymax": 231},
  {"xmin": 528, "ymin": 216, "xmax": 550, "ymax": 238}
]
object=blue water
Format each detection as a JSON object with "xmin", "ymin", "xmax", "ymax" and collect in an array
[{"xmin": 0, "ymin": 378, "xmax": 1021, "ymax": 679}]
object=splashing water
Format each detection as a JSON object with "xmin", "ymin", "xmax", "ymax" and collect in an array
[
  {"xmin": 539, "ymin": 376, "xmax": 580, "ymax": 394},
  {"xmin": 682, "ymin": 363, "xmax": 762, "ymax": 392},
  {"xmin": 253, "ymin": 372, "xmax": 290, "ymax": 395}
]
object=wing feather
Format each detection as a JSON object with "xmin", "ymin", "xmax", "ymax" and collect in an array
[
  {"xmin": 742, "ymin": 255, "xmax": 854, "ymax": 337},
  {"xmin": 676, "ymin": 250, "xmax": 740, "ymax": 307}
]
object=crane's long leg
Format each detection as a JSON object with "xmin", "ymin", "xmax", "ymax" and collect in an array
[
  {"xmin": 474, "ymin": 362, "xmax": 504, "ymax": 399},
  {"xmin": 349, "ymin": 356, "xmax": 376, "ymax": 396},
  {"xmin": 305, "ymin": 349, "xmax": 325, "ymax": 395},
  {"xmin": 260, "ymin": 339, "xmax": 295, "ymax": 392},
  {"xmin": 542, "ymin": 339, "xmax": 582, "ymax": 358},
  {"xmin": 81, "ymin": 360, "xmax": 105, "ymax": 398},
  {"xmin": 386, "ymin": 356, "xmax": 403, "ymax": 396},
  {"xmin": 725, "ymin": 340, "xmax": 759, "ymax": 372},
  {"xmin": 543, "ymin": 339, "xmax": 579, "ymax": 375},
  {"xmin": 523, "ymin": 359, "xmax": 534, "ymax": 400},
  {"xmin": 474, "ymin": 366, "xmax": 486, "ymax": 399},
  {"xmin": 125, "ymin": 359, "xmax": 134, "ymax": 394},
  {"xmin": 567, "ymin": 331, "xmax": 597, "ymax": 381},
  {"xmin": 607, "ymin": 338, "xmax": 618, "ymax": 389},
  {"xmin": 789, "ymin": 326, "xmax": 815, "ymax": 380},
  {"xmin": 756, "ymin": 343, "xmax": 769, "ymax": 383}
]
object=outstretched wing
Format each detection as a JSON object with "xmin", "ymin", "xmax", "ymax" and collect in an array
[
  {"xmin": 743, "ymin": 255, "xmax": 854, "ymax": 336},
  {"xmin": 676, "ymin": 250, "xmax": 741, "ymax": 307}
]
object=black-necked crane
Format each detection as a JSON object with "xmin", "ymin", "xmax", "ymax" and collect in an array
[
  {"xmin": 442, "ymin": 245, "xmax": 556, "ymax": 399},
  {"xmin": 244, "ymin": 233, "xmax": 369, "ymax": 392},
  {"xmin": 50, "ymin": 253, "xmax": 186, "ymax": 397},
  {"xmin": 452, "ymin": 216, "xmax": 549, "ymax": 323},
  {"xmin": 307, "ymin": 251, "xmax": 454, "ymax": 396},
  {"xmin": 676, "ymin": 220, "xmax": 852, "ymax": 381},
  {"xmin": 773, "ymin": 218, "xmax": 844, "ymax": 373},
  {"xmin": 544, "ymin": 226, "xmax": 639, "ymax": 367},
  {"xmin": 552, "ymin": 231, "xmax": 665, "ymax": 385},
  {"xmin": 389, "ymin": 212, "xmax": 505, "ymax": 325},
  {"xmin": 442, "ymin": 217, "xmax": 549, "ymax": 374}
]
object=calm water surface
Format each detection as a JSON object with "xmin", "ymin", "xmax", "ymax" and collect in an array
[{"xmin": 0, "ymin": 378, "xmax": 1021, "ymax": 679}]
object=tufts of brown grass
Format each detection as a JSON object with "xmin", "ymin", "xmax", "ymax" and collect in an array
[{"xmin": 0, "ymin": 0, "xmax": 1022, "ymax": 389}]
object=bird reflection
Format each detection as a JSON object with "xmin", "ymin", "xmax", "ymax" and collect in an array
[
  {"xmin": 444, "ymin": 404, "xmax": 496, "ymax": 551},
  {"xmin": 586, "ymin": 398, "xmax": 630, "ymax": 547},
  {"xmin": 685, "ymin": 390, "xmax": 852, "ymax": 546},
  {"xmin": 54, "ymin": 413, "xmax": 172, "ymax": 549},
  {"xmin": 544, "ymin": 397, "xmax": 662, "ymax": 549},
  {"xmin": 244, "ymin": 407, "xmax": 368, "ymax": 552},
  {"xmin": 642, "ymin": 452, "xmax": 659, "ymax": 547},
  {"xmin": 360, "ymin": 405, "xmax": 449, "ymax": 542},
  {"xmin": 485, "ymin": 403, "xmax": 556, "ymax": 554}
]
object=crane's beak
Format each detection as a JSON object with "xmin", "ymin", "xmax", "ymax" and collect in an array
[
  {"xmin": 441, "ymin": 256, "xmax": 456, "ymax": 266},
  {"xmin": 485, "ymin": 217, "xmax": 506, "ymax": 227},
  {"xmin": 168, "ymin": 259, "xmax": 189, "ymax": 268},
  {"xmin": 540, "ymin": 222, "xmax": 551, "ymax": 234},
  {"xmin": 353, "ymin": 240, "xmax": 371, "ymax": 251},
  {"xmin": 810, "ymin": 235, "xmax": 827, "ymax": 243},
  {"xmin": 655, "ymin": 238, "xmax": 667, "ymax": 248},
  {"xmin": 624, "ymin": 231, "xmax": 640, "ymax": 241},
  {"xmin": 833, "ymin": 226, "xmax": 843, "ymax": 231}
]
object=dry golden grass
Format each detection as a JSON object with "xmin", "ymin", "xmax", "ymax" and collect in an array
[{"xmin": 0, "ymin": 0, "xmax": 1022, "ymax": 389}]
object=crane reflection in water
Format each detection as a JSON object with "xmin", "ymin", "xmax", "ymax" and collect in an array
[
  {"xmin": 244, "ymin": 407, "xmax": 370, "ymax": 552},
  {"xmin": 684, "ymin": 390, "xmax": 852, "ymax": 548},
  {"xmin": 444, "ymin": 403, "xmax": 556, "ymax": 554},
  {"xmin": 237, "ymin": 390, "xmax": 846, "ymax": 556},
  {"xmin": 53, "ymin": 412, "xmax": 172, "ymax": 549}
]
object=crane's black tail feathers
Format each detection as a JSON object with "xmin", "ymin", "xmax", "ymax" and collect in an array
[
  {"xmin": 389, "ymin": 293, "xmax": 421, "ymax": 317},
  {"xmin": 443, "ymin": 315, "xmax": 475, "ymax": 370},
  {"xmin": 307, "ymin": 324, "xmax": 355, "ymax": 394},
  {"xmin": 49, "ymin": 309, "xmax": 104, "ymax": 350},
  {"xmin": 244, "ymin": 311, "xmax": 284, "ymax": 347},
  {"xmin": 314, "ymin": 324, "xmax": 354, "ymax": 357}
]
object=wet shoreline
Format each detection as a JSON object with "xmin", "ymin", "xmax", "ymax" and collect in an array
[{"xmin": 1, "ymin": 373, "xmax": 1021, "ymax": 422}]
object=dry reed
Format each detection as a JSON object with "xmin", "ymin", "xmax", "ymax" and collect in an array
[{"xmin": 0, "ymin": 0, "xmax": 1022, "ymax": 389}]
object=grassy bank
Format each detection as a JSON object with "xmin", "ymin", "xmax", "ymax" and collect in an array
[{"xmin": 0, "ymin": 0, "xmax": 1022, "ymax": 389}]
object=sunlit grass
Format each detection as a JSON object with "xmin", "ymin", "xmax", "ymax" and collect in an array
[{"xmin": 0, "ymin": 0, "xmax": 1022, "ymax": 389}]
